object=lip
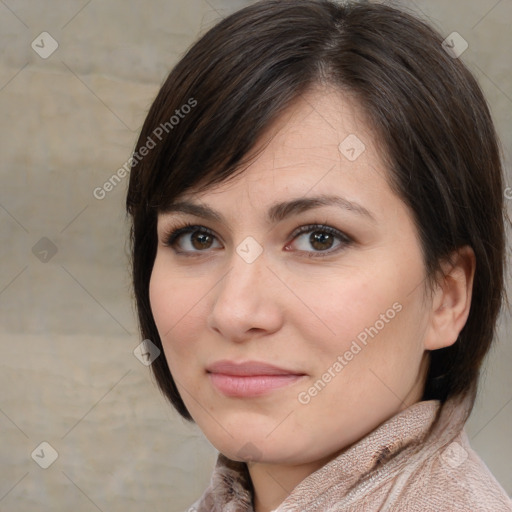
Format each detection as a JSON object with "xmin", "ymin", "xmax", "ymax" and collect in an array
[{"xmin": 206, "ymin": 360, "xmax": 306, "ymax": 397}]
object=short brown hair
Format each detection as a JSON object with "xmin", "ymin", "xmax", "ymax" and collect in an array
[{"xmin": 126, "ymin": 0, "xmax": 506, "ymax": 421}]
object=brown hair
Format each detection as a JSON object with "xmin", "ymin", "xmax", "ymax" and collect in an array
[{"xmin": 126, "ymin": 0, "xmax": 506, "ymax": 421}]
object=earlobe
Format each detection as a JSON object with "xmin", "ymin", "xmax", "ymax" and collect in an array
[{"xmin": 424, "ymin": 246, "xmax": 476, "ymax": 351}]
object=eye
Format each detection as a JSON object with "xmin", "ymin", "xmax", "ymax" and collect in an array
[
  {"xmin": 161, "ymin": 221, "xmax": 353, "ymax": 258},
  {"xmin": 286, "ymin": 224, "xmax": 352, "ymax": 257},
  {"xmin": 162, "ymin": 222, "xmax": 221, "ymax": 254}
]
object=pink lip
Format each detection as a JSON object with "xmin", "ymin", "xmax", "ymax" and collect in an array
[{"xmin": 206, "ymin": 360, "xmax": 306, "ymax": 397}]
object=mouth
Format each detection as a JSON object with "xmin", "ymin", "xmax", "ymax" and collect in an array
[{"xmin": 206, "ymin": 360, "xmax": 307, "ymax": 398}]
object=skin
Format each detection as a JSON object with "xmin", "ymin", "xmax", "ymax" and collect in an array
[{"xmin": 149, "ymin": 85, "xmax": 475, "ymax": 512}]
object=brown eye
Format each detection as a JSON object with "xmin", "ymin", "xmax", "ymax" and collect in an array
[
  {"xmin": 163, "ymin": 223, "xmax": 221, "ymax": 253},
  {"xmin": 189, "ymin": 231, "xmax": 215, "ymax": 250},
  {"xmin": 309, "ymin": 231, "xmax": 336, "ymax": 251},
  {"xmin": 287, "ymin": 224, "xmax": 352, "ymax": 257}
]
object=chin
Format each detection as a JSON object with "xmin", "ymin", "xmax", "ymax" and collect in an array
[{"xmin": 202, "ymin": 425, "xmax": 318, "ymax": 466}]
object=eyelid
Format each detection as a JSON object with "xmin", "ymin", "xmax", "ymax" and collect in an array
[{"xmin": 161, "ymin": 222, "xmax": 218, "ymax": 248}]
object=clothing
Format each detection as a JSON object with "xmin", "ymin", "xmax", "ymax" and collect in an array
[{"xmin": 188, "ymin": 393, "xmax": 512, "ymax": 511}]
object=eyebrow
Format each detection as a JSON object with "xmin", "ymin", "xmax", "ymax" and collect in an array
[{"xmin": 161, "ymin": 194, "xmax": 376, "ymax": 224}]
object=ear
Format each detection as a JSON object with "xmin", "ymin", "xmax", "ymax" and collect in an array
[{"xmin": 423, "ymin": 245, "xmax": 476, "ymax": 351}]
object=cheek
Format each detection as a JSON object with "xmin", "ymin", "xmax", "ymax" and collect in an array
[
  {"xmin": 292, "ymin": 265, "xmax": 396, "ymax": 346},
  {"xmin": 297, "ymin": 256, "xmax": 427, "ymax": 374},
  {"xmin": 148, "ymin": 259, "xmax": 174, "ymax": 335},
  {"xmin": 149, "ymin": 257, "xmax": 204, "ymax": 358}
]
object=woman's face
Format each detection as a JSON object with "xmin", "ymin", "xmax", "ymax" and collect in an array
[{"xmin": 149, "ymin": 86, "xmax": 433, "ymax": 466}]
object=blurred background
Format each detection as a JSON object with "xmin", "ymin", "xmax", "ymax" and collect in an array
[{"xmin": 0, "ymin": 0, "xmax": 510, "ymax": 510}]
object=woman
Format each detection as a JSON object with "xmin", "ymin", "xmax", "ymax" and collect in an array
[{"xmin": 126, "ymin": 1, "xmax": 512, "ymax": 510}]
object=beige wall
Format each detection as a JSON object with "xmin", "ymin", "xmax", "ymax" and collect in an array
[{"xmin": 0, "ymin": 1, "xmax": 510, "ymax": 510}]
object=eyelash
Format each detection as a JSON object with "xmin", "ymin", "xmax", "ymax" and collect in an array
[{"xmin": 161, "ymin": 221, "xmax": 354, "ymax": 258}]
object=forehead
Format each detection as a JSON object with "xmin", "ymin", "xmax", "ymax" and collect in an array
[{"xmin": 177, "ymin": 85, "xmax": 385, "ymax": 204}]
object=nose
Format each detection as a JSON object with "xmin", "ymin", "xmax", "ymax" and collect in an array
[{"xmin": 206, "ymin": 246, "xmax": 283, "ymax": 343}]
